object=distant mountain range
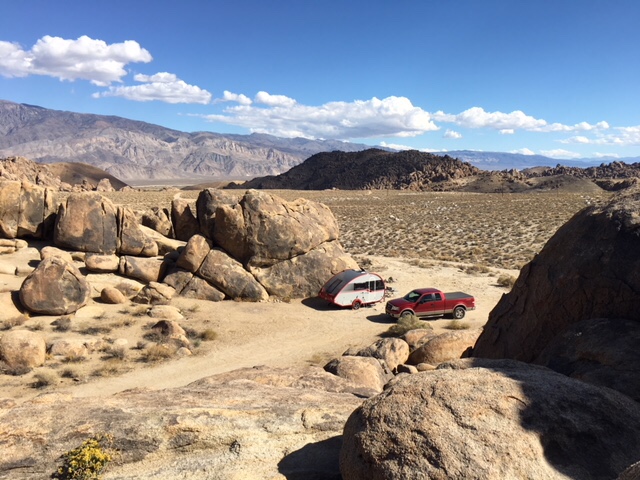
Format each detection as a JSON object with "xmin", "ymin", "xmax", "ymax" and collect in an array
[{"xmin": 1, "ymin": 99, "xmax": 637, "ymax": 182}]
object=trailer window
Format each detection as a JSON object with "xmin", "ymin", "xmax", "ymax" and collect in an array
[
  {"xmin": 353, "ymin": 282, "xmax": 368, "ymax": 290},
  {"xmin": 325, "ymin": 278, "xmax": 343, "ymax": 294},
  {"xmin": 374, "ymin": 280, "xmax": 385, "ymax": 290}
]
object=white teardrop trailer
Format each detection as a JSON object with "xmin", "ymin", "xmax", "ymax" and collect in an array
[{"xmin": 318, "ymin": 269, "xmax": 386, "ymax": 310}]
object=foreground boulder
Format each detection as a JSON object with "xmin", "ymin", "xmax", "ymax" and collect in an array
[
  {"xmin": 474, "ymin": 190, "xmax": 640, "ymax": 362},
  {"xmin": 340, "ymin": 358, "xmax": 640, "ymax": 480},
  {"xmin": 19, "ymin": 256, "xmax": 90, "ymax": 315},
  {"xmin": 408, "ymin": 328, "xmax": 481, "ymax": 365},
  {"xmin": 0, "ymin": 366, "xmax": 365, "ymax": 479},
  {"xmin": 0, "ymin": 180, "xmax": 57, "ymax": 239}
]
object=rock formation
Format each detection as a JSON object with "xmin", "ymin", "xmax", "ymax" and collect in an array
[
  {"xmin": 474, "ymin": 188, "xmax": 640, "ymax": 372},
  {"xmin": 340, "ymin": 358, "xmax": 640, "ymax": 480}
]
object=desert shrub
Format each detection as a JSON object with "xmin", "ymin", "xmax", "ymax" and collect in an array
[
  {"xmin": 53, "ymin": 434, "xmax": 115, "ymax": 480},
  {"xmin": 444, "ymin": 320, "xmax": 471, "ymax": 330},
  {"xmin": 60, "ymin": 368, "xmax": 79, "ymax": 379},
  {"xmin": 382, "ymin": 314, "xmax": 432, "ymax": 337},
  {"xmin": 462, "ymin": 264, "xmax": 491, "ymax": 275},
  {"xmin": 0, "ymin": 360, "xmax": 32, "ymax": 376},
  {"xmin": 104, "ymin": 345, "xmax": 127, "ymax": 361},
  {"xmin": 27, "ymin": 321, "xmax": 44, "ymax": 331},
  {"xmin": 141, "ymin": 344, "xmax": 175, "ymax": 363},
  {"xmin": 91, "ymin": 359, "xmax": 128, "ymax": 377},
  {"xmin": 497, "ymin": 273, "xmax": 517, "ymax": 288},
  {"xmin": 0, "ymin": 315, "xmax": 27, "ymax": 330},
  {"xmin": 62, "ymin": 353, "xmax": 86, "ymax": 363},
  {"xmin": 199, "ymin": 329, "xmax": 218, "ymax": 341},
  {"xmin": 32, "ymin": 370, "xmax": 58, "ymax": 388},
  {"xmin": 78, "ymin": 325, "xmax": 112, "ymax": 336},
  {"xmin": 52, "ymin": 316, "xmax": 72, "ymax": 332}
]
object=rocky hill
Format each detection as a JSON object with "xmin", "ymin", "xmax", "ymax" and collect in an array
[
  {"xmin": 230, "ymin": 149, "xmax": 481, "ymax": 190},
  {"xmin": 0, "ymin": 100, "xmax": 369, "ymax": 181}
]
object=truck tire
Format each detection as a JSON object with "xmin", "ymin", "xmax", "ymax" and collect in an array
[
  {"xmin": 453, "ymin": 306, "xmax": 466, "ymax": 319},
  {"xmin": 400, "ymin": 310, "xmax": 413, "ymax": 319}
]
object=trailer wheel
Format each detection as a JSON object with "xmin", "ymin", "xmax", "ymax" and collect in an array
[
  {"xmin": 352, "ymin": 300, "xmax": 362, "ymax": 310},
  {"xmin": 453, "ymin": 306, "xmax": 466, "ymax": 319}
]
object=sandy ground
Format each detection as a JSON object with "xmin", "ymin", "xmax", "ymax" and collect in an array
[{"xmin": 0, "ymin": 244, "xmax": 516, "ymax": 404}]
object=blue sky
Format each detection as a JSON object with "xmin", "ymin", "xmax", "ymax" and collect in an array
[{"xmin": 1, "ymin": 0, "xmax": 639, "ymax": 160}]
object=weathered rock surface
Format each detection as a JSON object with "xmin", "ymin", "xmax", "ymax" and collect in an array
[
  {"xmin": 535, "ymin": 317, "xmax": 640, "ymax": 402},
  {"xmin": 474, "ymin": 190, "xmax": 640, "ymax": 362},
  {"xmin": 408, "ymin": 328, "xmax": 481, "ymax": 365},
  {"xmin": 100, "ymin": 286, "xmax": 127, "ymax": 304},
  {"xmin": 39, "ymin": 245, "xmax": 73, "ymax": 264},
  {"xmin": 85, "ymin": 253, "xmax": 120, "ymax": 273},
  {"xmin": 195, "ymin": 188, "xmax": 240, "ymax": 240},
  {"xmin": 176, "ymin": 234, "xmax": 211, "ymax": 273},
  {"xmin": 340, "ymin": 358, "xmax": 640, "ymax": 480},
  {"xmin": 324, "ymin": 356, "xmax": 391, "ymax": 394},
  {"xmin": 54, "ymin": 192, "xmax": 119, "ymax": 254},
  {"xmin": 214, "ymin": 190, "xmax": 340, "ymax": 267},
  {"xmin": 356, "ymin": 338, "xmax": 410, "ymax": 372},
  {"xmin": 163, "ymin": 268, "xmax": 225, "ymax": 301},
  {"xmin": 171, "ymin": 198, "xmax": 200, "ymax": 241},
  {"xmin": 401, "ymin": 328, "xmax": 436, "ymax": 351},
  {"xmin": 198, "ymin": 248, "xmax": 269, "ymax": 302},
  {"xmin": 139, "ymin": 206, "xmax": 173, "ymax": 238},
  {"xmin": 19, "ymin": 256, "xmax": 90, "ymax": 315},
  {"xmin": 118, "ymin": 256, "xmax": 168, "ymax": 283},
  {"xmin": 0, "ymin": 329, "xmax": 46, "ymax": 370},
  {"xmin": 249, "ymin": 240, "xmax": 359, "ymax": 298},
  {"xmin": 117, "ymin": 206, "xmax": 158, "ymax": 257},
  {"xmin": 0, "ymin": 366, "xmax": 366, "ymax": 479},
  {"xmin": 0, "ymin": 180, "xmax": 57, "ymax": 239},
  {"xmin": 132, "ymin": 281, "xmax": 175, "ymax": 305}
]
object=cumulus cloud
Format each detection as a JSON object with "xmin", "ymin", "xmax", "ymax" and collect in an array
[
  {"xmin": 540, "ymin": 149, "xmax": 582, "ymax": 159},
  {"xmin": 434, "ymin": 107, "xmax": 547, "ymax": 131},
  {"xmin": 93, "ymin": 72, "xmax": 211, "ymax": 104},
  {"xmin": 444, "ymin": 129, "xmax": 462, "ymax": 139},
  {"xmin": 217, "ymin": 90, "xmax": 252, "ymax": 105},
  {"xmin": 594, "ymin": 152, "xmax": 620, "ymax": 158},
  {"xmin": 500, "ymin": 129, "xmax": 515, "ymax": 135},
  {"xmin": 202, "ymin": 94, "xmax": 439, "ymax": 140},
  {"xmin": 0, "ymin": 35, "xmax": 151, "ymax": 86}
]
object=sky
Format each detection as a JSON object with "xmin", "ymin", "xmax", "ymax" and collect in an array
[{"xmin": 1, "ymin": 0, "xmax": 639, "ymax": 160}]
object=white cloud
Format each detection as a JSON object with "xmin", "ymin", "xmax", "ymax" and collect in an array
[
  {"xmin": 254, "ymin": 91, "xmax": 296, "ymax": 107},
  {"xmin": 216, "ymin": 90, "xmax": 252, "ymax": 105},
  {"xmin": 443, "ymin": 129, "xmax": 462, "ymax": 139},
  {"xmin": 500, "ymin": 129, "xmax": 515, "ymax": 135},
  {"xmin": 93, "ymin": 71, "xmax": 211, "ymax": 104},
  {"xmin": 0, "ymin": 35, "xmax": 152, "ymax": 86},
  {"xmin": 561, "ymin": 135, "xmax": 591, "ymax": 144},
  {"xmin": 511, "ymin": 148, "xmax": 536, "ymax": 155},
  {"xmin": 594, "ymin": 152, "xmax": 620, "ymax": 158},
  {"xmin": 202, "ymin": 94, "xmax": 439, "ymax": 140},
  {"xmin": 540, "ymin": 149, "xmax": 582, "ymax": 159},
  {"xmin": 434, "ymin": 107, "xmax": 547, "ymax": 131}
]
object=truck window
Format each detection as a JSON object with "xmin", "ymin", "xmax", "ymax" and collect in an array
[
  {"xmin": 403, "ymin": 290, "xmax": 421, "ymax": 302},
  {"xmin": 420, "ymin": 294, "xmax": 434, "ymax": 303},
  {"xmin": 435, "ymin": 293, "xmax": 442, "ymax": 301}
]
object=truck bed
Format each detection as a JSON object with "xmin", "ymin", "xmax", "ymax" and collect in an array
[{"xmin": 444, "ymin": 291, "xmax": 474, "ymax": 301}]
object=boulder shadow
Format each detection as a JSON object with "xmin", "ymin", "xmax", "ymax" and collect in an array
[
  {"xmin": 366, "ymin": 313, "xmax": 395, "ymax": 324},
  {"xmin": 277, "ymin": 435, "xmax": 343, "ymax": 480},
  {"xmin": 302, "ymin": 296, "xmax": 340, "ymax": 312}
]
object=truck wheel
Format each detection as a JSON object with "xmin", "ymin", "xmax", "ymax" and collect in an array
[
  {"xmin": 400, "ymin": 310, "xmax": 413, "ymax": 319},
  {"xmin": 352, "ymin": 300, "xmax": 362, "ymax": 310},
  {"xmin": 453, "ymin": 306, "xmax": 466, "ymax": 319}
]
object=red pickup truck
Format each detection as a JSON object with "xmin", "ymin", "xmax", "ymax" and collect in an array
[{"xmin": 385, "ymin": 288, "xmax": 475, "ymax": 320}]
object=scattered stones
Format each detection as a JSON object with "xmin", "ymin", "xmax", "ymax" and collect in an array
[
  {"xmin": 132, "ymin": 281, "xmax": 175, "ymax": 305},
  {"xmin": 149, "ymin": 305, "xmax": 184, "ymax": 321},
  {"xmin": 49, "ymin": 338, "xmax": 88, "ymax": 360}
]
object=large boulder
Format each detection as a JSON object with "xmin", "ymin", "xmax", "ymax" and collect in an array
[
  {"xmin": 117, "ymin": 207, "xmax": 158, "ymax": 257},
  {"xmin": 176, "ymin": 234, "xmax": 211, "ymax": 273},
  {"xmin": 118, "ymin": 256, "xmax": 168, "ymax": 283},
  {"xmin": 340, "ymin": 358, "xmax": 640, "ymax": 480},
  {"xmin": 408, "ymin": 328, "xmax": 481, "ymax": 365},
  {"xmin": 356, "ymin": 338, "xmax": 410, "ymax": 372},
  {"xmin": 535, "ymin": 318, "xmax": 640, "ymax": 402},
  {"xmin": 163, "ymin": 268, "xmax": 225, "ymax": 301},
  {"xmin": 171, "ymin": 198, "xmax": 200, "ymax": 241},
  {"xmin": 474, "ymin": 189, "xmax": 640, "ymax": 362},
  {"xmin": 139, "ymin": 206, "xmax": 173, "ymax": 238},
  {"xmin": 198, "ymin": 248, "xmax": 269, "ymax": 302},
  {"xmin": 0, "ymin": 330, "xmax": 46, "ymax": 370},
  {"xmin": 248, "ymin": 240, "xmax": 359, "ymax": 298},
  {"xmin": 54, "ymin": 192, "xmax": 119, "ymax": 254},
  {"xmin": 214, "ymin": 190, "xmax": 340, "ymax": 267},
  {"xmin": 195, "ymin": 188, "xmax": 240, "ymax": 240},
  {"xmin": 0, "ymin": 181, "xmax": 57, "ymax": 239},
  {"xmin": 19, "ymin": 256, "xmax": 90, "ymax": 315},
  {"xmin": 324, "ymin": 356, "xmax": 391, "ymax": 394}
]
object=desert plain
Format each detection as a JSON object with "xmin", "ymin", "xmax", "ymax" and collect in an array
[{"xmin": 0, "ymin": 188, "xmax": 608, "ymax": 403}]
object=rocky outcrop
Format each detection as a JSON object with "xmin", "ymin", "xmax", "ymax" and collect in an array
[
  {"xmin": 19, "ymin": 256, "xmax": 90, "ymax": 315},
  {"xmin": 0, "ymin": 366, "xmax": 366, "ymax": 479},
  {"xmin": 354, "ymin": 338, "xmax": 410, "ymax": 372},
  {"xmin": 408, "ymin": 328, "xmax": 481, "ymax": 365},
  {"xmin": 340, "ymin": 358, "xmax": 640, "ymax": 480},
  {"xmin": 535, "ymin": 318, "xmax": 640, "ymax": 402},
  {"xmin": 0, "ymin": 180, "xmax": 57, "ymax": 239},
  {"xmin": 171, "ymin": 198, "xmax": 200, "ymax": 241},
  {"xmin": 474, "ymin": 189, "xmax": 640, "ymax": 363},
  {"xmin": 324, "ymin": 356, "xmax": 392, "ymax": 394}
]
